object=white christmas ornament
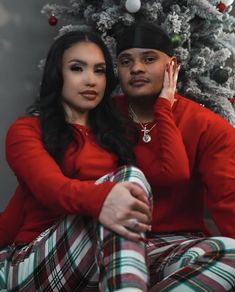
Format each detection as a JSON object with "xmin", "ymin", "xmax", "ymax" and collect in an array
[
  {"xmin": 125, "ymin": 0, "xmax": 141, "ymax": 13},
  {"xmin": 222, "ymin": 0, "xmax": 234, "ymax": 5}
]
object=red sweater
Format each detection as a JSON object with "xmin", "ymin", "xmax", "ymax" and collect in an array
[
  {"xmin": 0, "ymin": 118, "xmax": 117, "ymax": 247},
  {"xmin": 0, "ymin": 104, "xmax": 190, "ymax": 248},
  {"xmin": 116, "ymin": 94, "xmax": 235, "ymax": 238}
]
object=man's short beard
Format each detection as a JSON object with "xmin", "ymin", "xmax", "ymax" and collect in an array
[{"xmin": 126, "ymin": 90, "xmax": 161, "ymax": 101}]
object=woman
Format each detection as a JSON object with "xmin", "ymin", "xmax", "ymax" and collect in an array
[{"xmin": 0, "ymin": 30, "xmax": 152, "ymax": 292}]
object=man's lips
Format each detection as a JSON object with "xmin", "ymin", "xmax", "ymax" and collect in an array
[{"xmin": 129, "ymin": 78, "xmax": 149, "ymax": 86}]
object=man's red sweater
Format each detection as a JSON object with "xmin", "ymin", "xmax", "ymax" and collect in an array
[{"xmin": 116, "ymin": 94, "xmax": 235, "ymax": 238}]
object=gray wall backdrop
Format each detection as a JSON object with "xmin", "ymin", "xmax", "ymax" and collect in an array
[{"xmin": 0, "ymin": 0, "xmax": 63, "ymax": 210}]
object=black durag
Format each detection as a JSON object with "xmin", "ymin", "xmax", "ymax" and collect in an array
[{"xmin": 116, "ymin": 22, "xmax": 174, "ymax": 57}]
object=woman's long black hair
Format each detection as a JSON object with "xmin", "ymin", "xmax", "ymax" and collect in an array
[{"xmin": 28, "ymin": 30, "xmax": 135, "ymax": 171}]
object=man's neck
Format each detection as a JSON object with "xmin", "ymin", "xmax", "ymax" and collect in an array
[{"xmin": 128, "ymin": 95, "xmax": 156, "ymax": 123}]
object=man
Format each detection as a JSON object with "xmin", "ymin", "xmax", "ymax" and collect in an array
[{"xmin": 114, "ymin": 22, "xmax": 235, "ymax": 291}]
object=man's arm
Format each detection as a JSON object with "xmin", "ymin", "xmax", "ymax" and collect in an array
[{"xmin": 198, "ymin": 117, "xmax": 235, "ymax": 238}]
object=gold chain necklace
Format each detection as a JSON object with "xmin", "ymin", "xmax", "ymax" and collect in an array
[{"xmin": 129, "ymin": 106, "xmax": 157, "ymax": 143}]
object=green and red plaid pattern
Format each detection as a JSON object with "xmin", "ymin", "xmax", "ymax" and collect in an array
[
  {"xmin": 147, "ymin": 233, "xmax": 235, "ymax": 291},
  {"xmin": 96, "ymin": 166, "xmax": 152, "ymax": 291},
  {"xmin": 2, "ymin": 165, "xmax": 234, "ymax": 291},
  {"xmin": 0, "ymin": 166, "xmax": 151, "ymax": 291},
  {"xmin": 1, "ymin": 216, "xmax": 99, "ymax": 291}
]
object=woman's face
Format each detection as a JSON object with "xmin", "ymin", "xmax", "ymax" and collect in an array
[{"xmin": 61, "ymin": 41, "xmax": 106, "ymax": 124}]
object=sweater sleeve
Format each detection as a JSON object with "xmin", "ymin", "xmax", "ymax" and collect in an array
[
  {"xmin": 198, "ymin": 116, "xmax": 235, "ymax": 238},
  {"xmin": 153, "ymin": 97, "xmax": 190, "ymax": 185},
  {"xmin": 5, "ymin": 117, "xmax": 116, "ymax": 218},
  {"xmin": 0, "ymin": 187, "xmax": 24, "ymax": 248}
]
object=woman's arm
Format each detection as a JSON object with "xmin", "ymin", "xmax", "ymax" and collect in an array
[
  {"xmin": 0, "ymin": 187, "xmax": 24, "ymax": 248},
  {"xmin": 6, "ymin": 117, "xmax": 116, "ymax": 218},
  {"xmin": 151, "ymin": 97, "xmax": 190, "ymax": 185},
  {"xmin": 150, "ymin": 60, "xmax": 190, "ymax": 185}
]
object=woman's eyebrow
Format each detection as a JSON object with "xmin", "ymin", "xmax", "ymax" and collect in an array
[
  {"xmin": 67, "ymin": 59, "xmax": 106, "ymax": 67},
  {"xmin": 68, "ymin": 59, "xmax": 85, "ymax": 64}
]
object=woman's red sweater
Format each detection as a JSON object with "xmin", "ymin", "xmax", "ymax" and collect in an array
[{"xmin": 0, "ymin": 118, "xmax": 117, "ymax": 246}]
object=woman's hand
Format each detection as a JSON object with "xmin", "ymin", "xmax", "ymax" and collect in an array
[
  {"xmin": 98, "ymin": 182, "xmax": 152, "ymax": 241},
  {"xmin": 159, "ymin": 59, "xmax": 180, "ymax": 106}
]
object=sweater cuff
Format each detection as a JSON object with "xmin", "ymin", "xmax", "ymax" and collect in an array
[
  {"xmin": 154, "ymin": 97, "xmax": 172, "ymax": 112},
  {"xmin": 82, "ymin": 181, "xmax": 117, "ymax": 219}
]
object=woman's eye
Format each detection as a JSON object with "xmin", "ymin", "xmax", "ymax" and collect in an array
[
  {"xmin": 70, "ymin": 65, "xmax": 83, "ymax": 71},
  {"xmin": 95, "ymin": 67, "xmax": 106, "ymax": 74}
]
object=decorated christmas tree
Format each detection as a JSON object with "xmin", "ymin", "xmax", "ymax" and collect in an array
[{"xmin": 42, "ymin": 0, "xmax": 235, "ymax": 125}]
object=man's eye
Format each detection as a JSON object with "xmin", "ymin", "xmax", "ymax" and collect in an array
[
  {"xmin": 70, "ymin": 65, "xmax": 83, "ymax": 71},
  {"xmin": 119, "ymin": 59, "xmax": 131, "ymax": 66},
  {"xmin": 145, "ymin": 57, "xmax": 156, "ymax": 63}
]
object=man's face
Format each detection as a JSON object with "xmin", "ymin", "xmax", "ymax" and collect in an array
[{"xmin": 117, "ymin": 48, "xmax": 171, "ymax": 99}]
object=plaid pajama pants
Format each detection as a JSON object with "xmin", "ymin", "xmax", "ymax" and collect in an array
[
  {"xmin": 1, "ymin": 167, "xmax": 235, "ymax": 291},
  {"xmin": 0, "ymin": 166, "xmax": 152, "ymax": 292},
  {"xmin": 147, "ymin": 233, "xmax": 235, "ymax": 291}
]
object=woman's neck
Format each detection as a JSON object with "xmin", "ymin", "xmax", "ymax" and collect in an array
[{"xmin": 63, "ymin": 103, "xmax": 89, "ymax": 126}]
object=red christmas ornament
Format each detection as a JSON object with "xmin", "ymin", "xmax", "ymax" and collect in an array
[
  {"xmin": 216, "ymin": 2, "xmax": 227, "ymax": 12},
  {"xmin": 48, "ymin": 14, "xmax": 58, "ymax": 26},
  {"xmin": 228, "ymin": 97, "xmax": 235, "ymax": 104}
]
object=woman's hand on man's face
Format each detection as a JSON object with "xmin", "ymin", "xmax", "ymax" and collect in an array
[{"xmin": 159, "ymin": 59, "xmax": 180, "ymax": 106}]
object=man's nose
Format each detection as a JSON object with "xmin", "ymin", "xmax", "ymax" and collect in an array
[{"xmin": 130, "ymin": 60, "xmax": 145, "ymax": 74}]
